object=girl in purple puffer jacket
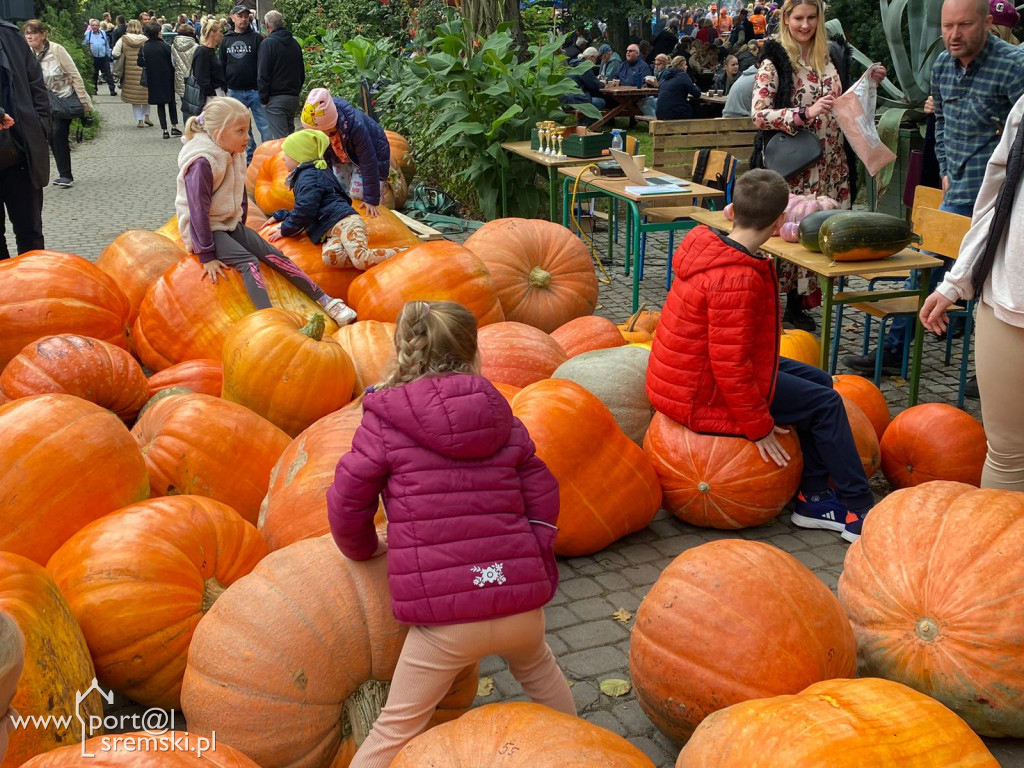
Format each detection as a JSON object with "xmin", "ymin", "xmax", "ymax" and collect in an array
[{"xmin": 327, "ymin": 300, "xmax": 576, "ymax": 768}]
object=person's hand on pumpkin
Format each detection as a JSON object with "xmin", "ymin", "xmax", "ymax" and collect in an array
[
  {"xmin": 920, "ymin": 291, "xmax": 956, "ymax": 335},
  {"xmin": 201, "ymin": 259, "xmax": 227, "ymax": 284},
  {"xmin": 262, "ymin": 222, "xmax": 283, "ymax": 242},
  {"xmin": 755, "ymin": 426, "xmax": 791, "ymax": 467},
  {"xmin": 363, "ymin": 202, "xmax": 381, "ymax": 218}
]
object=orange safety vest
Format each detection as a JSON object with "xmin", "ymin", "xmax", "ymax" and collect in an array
[
  {"xmin": 750, "ymin": 13, "xmax": 767, "ymax": 35},
  {"xmin": 717, "ymin": 12, "xmax": 732, "ymax": 33}
]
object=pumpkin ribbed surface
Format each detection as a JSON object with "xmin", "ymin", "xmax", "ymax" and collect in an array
[
  {"xmin": 832, "ymin": 374, "xmax": 891, "ymax": 441},
  {"xmin": 478, "ymin": 321, "xmax": 568, "ymax": 387},
  {"xmin": 550, "ymin": 314, "xmax": 626, "ymax": 358},
  {"xmin": 246, "ymin": 138, "xmax": 286, "ymax": 199},
  {"xmin": 841, "ymin": 395, "xmax": 881, "ymax": 477},
  {"xmin": 879, "ymin": 403, "xmax": 987, "ymax": 488},
  {"xmin": 148, "ymin": 359, "xmax": 224, "ymax": 398},
  {"xmin": 95, "ymin": 230, "xmax": 186, "ymax": 324},
  {"xmin": 779, "ymin": 328, "xmax": 820, "ymax": 367},
  {"xmin": 332, "ymin": 321, "xmax": 396, "ymax": 397},
  {"xmin": 253, "ymin": 151, "xmax": 295, "ymax": 215}
]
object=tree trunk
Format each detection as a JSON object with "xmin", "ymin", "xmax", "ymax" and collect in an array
[
  {"xmin": 607, "ymin": 13, "xmax": 630, "ymax": 59},
  {"xmin": 462, "ymin": 0, "xmax": 526, "ymax": 47}
]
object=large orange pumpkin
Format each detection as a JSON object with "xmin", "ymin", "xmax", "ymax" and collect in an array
[
  {"xmin": 839, "ymin": 482, "xmax": 1024, "ymax": 737},
  {"xmin": 511, "ymin": 379, "xmax": 661, "ymax": 556},
  {"xmin": 131, "ymin": 392, "xmax": 290, "ymax": 525},
  {"xmin": 630, "ymin": 540, "xmax": 857, "ymax": 744},
  {"xmin": 132, "ymin": 255, "xmax": 340, "ymax": 371},
  {"xmin": 253, "ymin": 151, "xmax": 295, "ymax": 215},
  {"xmin": 643, "ymin": 413, "xmax": 803, "ymax": 528},
  {"xmin": 258, "ymin": 402, "xmax": 364, "ymax": 551},
  {"xmin": 880, "ymin": 403, "xmax": 987, "ymax": 488},
  {"xmin": 19, "ymin": 732, "xmax": 262, "ymax": 767},
  {"xmin": 391, "ymin": 703, "xmax": 656, "ymax": 768},
  {"xmin": 332, "ymin": 321, "xmax": 395, "ymax": 396},
  {"xmin": 0, "ymin": 394, "xmax": 149, "ymax": 565},
  {"xmin": 155, "ymin": 214, "xmax": 186, "ymax": 248},
  {"xmin": 463, "ymin": 218, "xmax": 599, "ymax": 332},
  {"xmin": 841, "ymin": 395, "xmax": 881, "ymax": 478},
  {"xmin": 385, "ymin": 130, "xmax": 415, "ymax": 184},
  {"xmin": 47, "ymin": 496, "xmax": 267, "ymax": 710},
  {"xmin": 0, "ymin": 251, "xmax": 131, "ymax": 369},
  {"xmin": 148, "ymin": 359, "xmax": 224, "ymax": 398},
  {"xmin": 0, "ymin": 553, "xmax": 104, "ymax": 768},
  {"xmin": 260, "ymin": 226, "xmax": 362, "ymax": 301},
  {"xmin": 180, "ymin": 536, "xmax": 478, "ymax": 768},
  {"xmin": 478, "ymin": 321, "xmax": 568, "ymax": 388},
  {"xmin": 832, "ymin": 374, "xmax": 891, "ymax": 441},
  {"xmin": 221, "ymin": 309, "xmax": 355, "ymax": 437},
  {"xmin": 779, "ymin": 328, "xmax": 821, "ymax": 366},
  {"xmin": 246, "ymin": 137, "xmax": 286, "ymax": 199},
  {"xmin": 348, "ymin": 241, "xmax": 504, "ymax": 326},
  {"xmin": 0, "ymin": 334, "xmax": 150, "ymax": 421},
  {"xmin": 550, "ymin": 314, "xmax": 626, "ymax": 358},
  {"xmin": 676, "ymin": 677, "xmax": 1000, "ymax": 768},
  {"xmin": 94, "ymin": 230, "xmax": 186, "ymax": 324}
]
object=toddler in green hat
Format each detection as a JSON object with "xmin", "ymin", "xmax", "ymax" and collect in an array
[{"xmin": 263, "ymin": 129, "xmax": 404, "ymax": 271}]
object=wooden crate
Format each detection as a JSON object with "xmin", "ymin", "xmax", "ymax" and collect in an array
[{"xmin": 649, "ymin": 117, "xmax": 758, "ymax": 178}]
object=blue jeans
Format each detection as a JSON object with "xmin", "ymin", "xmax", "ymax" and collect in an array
[
  {"xmin": 228, "ymin": 88, "xmax": 270, "ymax": 164},
  {"xmin": 884, "ymin": 199, "xmax": 975, "ymax": 355}
]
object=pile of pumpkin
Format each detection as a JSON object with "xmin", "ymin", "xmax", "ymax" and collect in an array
[{"xmin": 0, "ymin": 133, "xmax": 1018, "ymax": 766}]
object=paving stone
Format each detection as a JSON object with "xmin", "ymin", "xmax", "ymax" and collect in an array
[
  {"xmin": 607, "ymin": 590, "xmax": 643, "ymax": 612},
  {"xmin": 610, "ymin": 699, "xmax": 653, "ymax": 736},
  {"xmin": 561, "ymin": 645, "xmax": 630, "ymax": 677},
  {"xmin": 544, "ymin": 605, "xmax": 579, "ymax": 631},
  {"xmin": 648, "ymin": 519, "xmax": 681, "ymax": 538},
  {"xmin": 582, "ymin": 709, "xmax": 625, "ymax": 735},
  {"xmin": 570, "ymin": 679, "xmax": 601, "ymax": 711},
  {"xmin": 621, "ymin": 564, "xmax": 663, "ymax": 586},
  {"xmin": 545, "ymin": 634, "xmax": 568, "ymax": 657},
  {"xmin": 793, "ymin": 529, "xmax": 841, "ymax": 547},
  {"xmin": 568, "ymin": 596, "xmax": 616, "ymax": 622},
  {"xmin": 557, "ymin": 562, "xmax": 575, "ymax": 581},
  {"xmin": 763, "ymin": 533, "xmax": 810, "ymax": 553},
  {"xmin": 594, "ymin": 550, "xmax": 631, "ymax": 568},
  {"xmin": 616, "ymin": 543, "xmax": 663, "ymax": 564},
  {"xmin": 595, "ymin": 571, "xmax": 631, "ymax": 591},
  {"xmin": 557, "ymin": 619, "xmax": 629, "ymax": 651},
  {"xmin": 627, "ymin": 735, "xmax": 675, "ymax": 767},
  {"xmin": 491, "ymin": 668, "xmax": 522, "ymax": 698},
  {"xmin": 792, "ymin": 550, "xmax": 827, "ymax": 570},
  {"xmin": 479, "ymin": 654, "xmax": 507, "ymax": 676},
  {"xmin": 815, "ymin": 569, "xmax": 840, "ymax": 591},
  {"xmin": 816, "ymin": 543, "xmax": 851, "ymax": 566},
  {"xmin": 651, "ymin": 534, "xmax": 702, "ymax": 558},
  {"xmin": 558, "ymin": 577, "xmax": 604, "ymax": 599}
]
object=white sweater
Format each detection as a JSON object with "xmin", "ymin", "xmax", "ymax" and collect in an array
[
  {"xmin": 938, "ymin": 93, "xmax": 1024, "ymax": 328},
  {"xmin": 174, "ymin": 132, "xmax": 246, "ymax": 253}
]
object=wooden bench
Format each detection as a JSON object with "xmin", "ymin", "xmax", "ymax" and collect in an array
[
  {"xmin": 393, "ymin": 210, "xmax": 445, "ymax": 242},
  {"xmin": 649, "ymin": 116, "xmax": 758, "ymax": 178}
]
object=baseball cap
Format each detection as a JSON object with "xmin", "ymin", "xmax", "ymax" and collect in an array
[
  {"xmin": 230, "ymin": 4, "xmax": 251, "ymax": 14},
  {"xmin": 598, "ymin": 43, "xmax": 612, "ymax": 54}
]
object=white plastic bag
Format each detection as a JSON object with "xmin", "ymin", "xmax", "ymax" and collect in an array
[{"xmin": 834, "ymin": 71, "xmax": 896, "ymax": 176}]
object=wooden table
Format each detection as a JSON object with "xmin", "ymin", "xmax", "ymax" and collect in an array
[
  {"xmin": 591, "ymin": 86, "xmax": 659, "ymax": 131},
  {"xmin": 559, "ymin": 166, "xmax": 724, "ymax": 312},
  {"xmin": 686, "ymin": 209, "xmax": 942, "ymax": 405},
  {"xmin": 499, "ymin": 141, "xmax": 607, "ymax": 222},
  {"xmin": 700, "ymin": 94, "xmax": 728, "ymax": 105}
]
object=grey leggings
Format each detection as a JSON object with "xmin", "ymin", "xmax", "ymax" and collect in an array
[{"xmin": 213, "ymin": 224, "xmax": 327, "ymax": 309}]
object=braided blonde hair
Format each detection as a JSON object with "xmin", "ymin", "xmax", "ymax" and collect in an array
[
  {"xmin": 378, "ymin": 301, "xmax": 479, "ymax": 389},
  {"xmin": 0, "ymin": 611, "xmax": 24, "ymax": 681}
]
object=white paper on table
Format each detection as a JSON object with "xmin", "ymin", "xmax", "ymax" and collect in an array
[{"xmin": 624, "ymin": 184, "xmax": 690, "ymax": 195}]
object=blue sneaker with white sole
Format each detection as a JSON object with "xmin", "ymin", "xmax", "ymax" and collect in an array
[
  {"xmin": 791, "ymin": 489, "xmax": 847, "ymax": 533},
  {"xmin": 841, "ymin": 510, "xmax": 865, "ymax": 543}
]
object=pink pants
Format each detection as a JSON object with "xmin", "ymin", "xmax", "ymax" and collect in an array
[{"xmin": 350, "ymin": 608, "xmax": 576, "ymax": 768}]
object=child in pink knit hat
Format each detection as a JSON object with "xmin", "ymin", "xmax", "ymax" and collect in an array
[{"xmin": 300, "ymin": 87, "xmax": 393, "ymax": 218}]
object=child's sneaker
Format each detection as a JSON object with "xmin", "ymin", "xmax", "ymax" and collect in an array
[
  {"xmin": 791, "ymin": 489, "xmax": 847, "ymax": 533},
  {"xmin": 841, "ymin": 510, "xmax": 865, "ymax": 543},
  {"xmin": 322, "ymin": 298, "xmax": 357, "ymax": 326}
]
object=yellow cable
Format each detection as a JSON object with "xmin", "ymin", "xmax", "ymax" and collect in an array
[{"xmin": 569, "ymin": 163, "xmax": 613, "ymax": 285}]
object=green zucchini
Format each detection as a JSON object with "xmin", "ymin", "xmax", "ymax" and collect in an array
[
  {"xmin": 820, "ymin": 213, "xmax": 923, "ymax": 262},
  {"xmin": 797, "ymin": 210, "xmax": 854, "ymax": 252}
]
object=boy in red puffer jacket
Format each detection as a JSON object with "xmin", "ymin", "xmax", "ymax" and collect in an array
[
  {"xmin": 327, "ymin": 300, "xmax": 576, "ymax": 768},
  {"xmin": 646, "ymin": 169, "xmax": 874, "ymax": 543}
]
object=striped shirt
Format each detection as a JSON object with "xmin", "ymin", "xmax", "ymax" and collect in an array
[{"xmin": 932, "ymin": 34, "xmax": 1024, "ymax": 208}]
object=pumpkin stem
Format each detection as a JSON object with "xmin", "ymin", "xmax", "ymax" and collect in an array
[
  {"xmin": 302, "ymin": 313, "xmax": 326, "ymax": 342},
  {"xmin": 202, "ymin": 576, "xmax": 227, "ymax": 613},
  {"xmin": 697, "ymin": 481, "xmax": 711, "ymax": 494},
  {"xmin": 528, "ymin": 265, "xmax": 552, "ymax": 290},
  {"xmin": 625, "ymin": 303, "xmax": 648, "ymax": 333},
  {"xmin": 915, "ymin": 617, "xmax": 939, "ymax": 642},
  {"xmin": 341, "ymin": 679, "xmax": 392, "ymax": 746}
]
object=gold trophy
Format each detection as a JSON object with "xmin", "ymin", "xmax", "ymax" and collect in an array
[
  {"xmin": 535, "ymin": 121, "xmax": 546, "ymax": 154},
  {"xmin": 556, "ymin": 131, "xmax": 565, "ymax": 159},
  {"xmin": 545, "ymin": 121, "xmax": 558, "ymax": 156}
]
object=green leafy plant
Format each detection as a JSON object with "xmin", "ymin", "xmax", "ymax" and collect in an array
[
  {"xmin": 301, "ymin": 32, "xmax": 404, "ymax": 103},
  {"xmin": 277, "ymin": 0, "xmax": 411, "ymax": 44}
]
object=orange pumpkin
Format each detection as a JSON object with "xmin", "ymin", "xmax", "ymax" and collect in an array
[
  {"xmin": 463, "ymin": 218, "xmax": 599, "ymax": 332},
  {"xmin": 643, "ymin": 413, "xmax": 803, "ymax": 528},
  {"xmin": 841, "ymin": 395, "xmax": 881, "ymax": 478},
  {"xmin": 617, "ymin": 306, "xmax": 661, "ymax": 343},
  {"xmin": 0, "ymin": 394, "xmax": 149, "ymax": 565},
  {"xmin": 511, "ymin": 379, "xmax": 662, "ymax": 556},
  {"xmin": 19, "ymin": 732, "xmax": 262, "ymax": 767},
  {"xmin": 779, "ymin": 328, "xmax": 821, "ymax": 366},
  {"xmin": 392, "ymin": 703, "xmax": 657, "ymax": 768},
  {"xmin": 131, "ymin": 392, "xmax": 290, "ymax": 524},
  {"xmin": 259, "ymin": 226, "xmax": 362, "ymax": 301},
  {"xmin": 148, "ymin": 359, "xmax": 224, "ymax": 398},
  {"xmin": 385, "ymin": 130, "xmax": 416, "ymax": 184},
  {"xmin": 0, "ymin": 334, "xmax": 149, "ymax": 421},
  {"xmin": 258, "ymin": 402, "xmax": 364, "ymax": 551},
  {"xmin": 478, "ymin": 321, "xmax": 568, "ymax": 388},
  {"xmin": 180, "ymin": 536, "xmax": 478, "ymax": 768},
  {"xmin": 0, "ymin": 251, "xmax": 131, "ymax": 370},
  {"xmin": 155, "ymin": 215, "xmax": 186, "ymax": 248},
  {"xmin": 839, "ymin": 482, "xmax": 1024, "ymax": 737},
  {"xmin": 630, "ymin": 540, "xmax": 857, "ymax": 744},
  {"xmin": 381, "ymin": 158, "xmax": 409, "ymax": 210},
  {"xmin": 550, "ymin": 315, "xmax": 626, "ymax": 358},
  {"xmin": 132, "ymin": 255, "xmax": 340, "ymax": 371},
  {"xmin": 95, "ymin": 230, "xmax": 186, "ymax": 324},
  {"xmin": 832, "ymin": 374, "xmax": 891, "ymax": 441},
  {"xmin": 221, "ymin": 309, "xmax": 355, "ymax": 437},
  {"xmin": 245, "ymin": 137, "xmax": 286, "ymax": 199},
  {"xmin": 0, "ymin": 553, "xmax": 104, "ymax": 768},
  {"xmin": 676, "ymin": 678, "xmax": 1000, "ymax": 768},
  {"xmin": 47, "ymin": 496, "xmax": 266, "ymax": 710},
  {"xmin": 492, "ymin": 382, "xmax": 521, "ymax": 404},
  {"xmin": 353, "ymin": 199, "xmax": 421, "ymax": 250},
  {"xmin": 332, "ymin": 320, "xmax": 396, "ymax": 397},
  {"xmin": 880, "ymin": 403, "xmax": 987, "ymax": 488},
  {"xmin": 348, "ymin": 241, "xmax": 504, "ymax": 326},
  {"xmin": 253, "ymin": 151, "xmax": 295, "ymax": 215}
]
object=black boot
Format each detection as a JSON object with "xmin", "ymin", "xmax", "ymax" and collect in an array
[{"xmin": 784, "ymin": 289, "xmax": 816, "ymax": 332}]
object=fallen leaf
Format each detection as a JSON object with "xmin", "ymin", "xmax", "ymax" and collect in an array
[
  {"xmin": 612, "ymin": 608, "xmax": 633, "ymax": 623},
  {"xmin": 600, "ymin": 678, "xmax": 632, "ymax": 697},
  {"xmin": 476, "ymin": 677, "xmax": 495, "ymax": 697}
]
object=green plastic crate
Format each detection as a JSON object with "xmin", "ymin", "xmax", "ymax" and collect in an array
[{"xmin": 530, "ymin": 129, "xmax": 612, "ymax": 158}]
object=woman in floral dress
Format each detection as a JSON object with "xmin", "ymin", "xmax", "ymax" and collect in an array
[{"xmin": 752, "ymin": 0, "xmax": 885, "ymax": 329}]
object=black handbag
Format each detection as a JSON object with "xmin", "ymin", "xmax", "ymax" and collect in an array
[
  {"xmin": 138, "ymin": 48, "xmax": 147, "ymax": 88},
  {"xmin": 181, "ymin": 59, "xmax": 205, "ymax": 119},
  {"xmin": 761, "ymin": 128, "xmax": 823, "ymax": 180},
  {"xmin": 48, "ymin": 92, "xmax": 85, "ymax": 121}
]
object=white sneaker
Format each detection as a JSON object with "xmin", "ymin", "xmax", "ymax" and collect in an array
[{"xmin": 322, "ymin": 298, "xmax": 357, "ymax": 325}]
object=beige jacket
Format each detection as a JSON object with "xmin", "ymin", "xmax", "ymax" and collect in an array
[
  {"xmin": 114, "ymin": 32, "xmax": 148, "ymax": 106},
  {"xmin": 175, "ymin": 132, "xmax": 246, "ymax": 253},
  {"xmin": 35, "ymin": 40, "xmax": 91, "ymax": 112}
]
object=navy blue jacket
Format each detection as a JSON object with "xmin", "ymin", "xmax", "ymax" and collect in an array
[
  {"xmin": 326, "ymin": 96, "xmax": 391, "ymax": 206},
  {"xmin": 656, "ymin": 67, "xmax": 702, "ymax": 120},
  {"xmin": 272, "ymin": 162, "xmax": 357, "ymax": 244}
]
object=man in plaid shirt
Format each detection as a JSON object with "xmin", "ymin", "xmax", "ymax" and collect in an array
[{"xmin": 845, "ymin": 0, "xmax": 1024, "ymax": 380}]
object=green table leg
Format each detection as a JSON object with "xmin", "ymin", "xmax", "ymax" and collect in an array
[
  {"xmin": 608, "ymin": 201, "xmax": 614, "ymax": 266},
  {"xmin": 628, "ymin": 201, "xmax": 642, "ymax": 312},
  {"xmin": 908, "ymin": 267, "xmax": 930, "ymax": 406},
  {"xmin": 561, "ymin": 176, "xmax": 571, "ymax": 228},
  {"xmin": 548, "ymin": 166, "xmax": 558, "ymax": 222},
  {"xmin": 818, "ymin": 275, "xmax": 835, "ymax": 370}
]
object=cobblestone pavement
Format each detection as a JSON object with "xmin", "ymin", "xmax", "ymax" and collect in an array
[{"xmin": 65, "ymin": 97, "xmax": 1020, "ymax": 766}]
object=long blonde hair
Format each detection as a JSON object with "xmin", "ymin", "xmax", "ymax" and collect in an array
[
  {"xmin": 378, "ymin": 301, "xmax": 479, "ymax": 389},
  {"xmin": 183, "ymin": 95, "xmax": 251, "ymax": 141},
  {"xmin": 0, "ymin": 611, "xmax": 24, "ymax": 681},
  {"xmin": 779, "ymin": 0, "xmax": 828, "ymax": 75}
]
